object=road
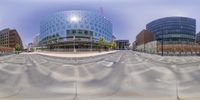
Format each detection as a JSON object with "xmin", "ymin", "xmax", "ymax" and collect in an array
[{"xmin": 0, "ymin": 50, "xmax": 200, "ymax": 100}]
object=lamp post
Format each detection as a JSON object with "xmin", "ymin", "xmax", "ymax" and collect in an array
[
  {"xmin": 73, "ymin": 35, "xmax": 76, "ymax": 53},
  {"xmin": 161, "ymin": 31, "xmax": 164, "ymax": 56},
  {"xmin": 56, "ymin": 37, "xmax": 59, "ymax": 51},
  {"xmin": 69, "ymin": 15, "xmax": 80, "ymax": 53},
  {"xmin": 144, "ymin": 33, "xmax": 146, "ymax": 53},
  {"xmin": 90, "ymin": 36, "xmax": 93, "ymax": 51}
]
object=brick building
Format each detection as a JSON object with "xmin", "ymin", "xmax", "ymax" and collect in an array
[
  {"xmin": 135, "ymin": 29, "xmax": 154, "ymax": 46},
  {"xmin": 0, "ymin": 28, "xmax": 23, "ymax": 51}
]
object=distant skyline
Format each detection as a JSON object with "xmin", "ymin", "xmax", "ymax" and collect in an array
[{"xmin": 0, "ymin": 0, "xmax": 200, "ymax": 46}]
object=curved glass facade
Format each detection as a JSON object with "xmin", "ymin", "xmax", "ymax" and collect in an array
[
  {"xmin": 39, "ymin": 10, "xmax": 112, "ymax": 46},
  {"xmin": 146, "ymin": 17, "xmax": 196, "ymax": 44}
]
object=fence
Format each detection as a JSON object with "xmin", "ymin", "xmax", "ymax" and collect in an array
[
  {"xmin": 0, "ymin": 46, "xmax": 14, "ymax": 56},
  {"xmin": 157, "ymin": 44, "xmax": 200, "ymax": 56}
]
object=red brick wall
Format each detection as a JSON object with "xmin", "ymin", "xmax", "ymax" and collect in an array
[
  {"xmin": 0, "ymin": 46, "xmax": 13, "ymax": 52},
  {"xmin": 157, "ymin": 44, "xmax": 200, "ymax": 52},
  {"xmin": 136, "ymin": 30, "xmax": 154, "ymax": 46},
  {"xmin": 9, "ymin": 29, "xmax": 23, "ymax": 50}
]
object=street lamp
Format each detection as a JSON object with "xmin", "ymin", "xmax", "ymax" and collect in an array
[
  {"xmin": 73, "ymin": 35, "xmax": 76, "ymax": 53},
  {"xmin": 144, "ymin": 32, "xmax": 146, "ymax": 53},
  {"xmin": 69, "ymin": 15, "xmax": 80, "ymax": 53},
  {"xmin": 161, "ymin": 31, "xmax": 164, "ymax": 56},
  {"xmin": 90, "ymin": 36, "xmax": 93, "ymax": 51}
]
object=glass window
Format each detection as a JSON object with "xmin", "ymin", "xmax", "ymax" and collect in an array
[
  {"xmin": 78, "ymin": 30, "xmax": 82, "ymax": 34},
  {"xmin": 72, "ymin": 30, "xmax": 76, "ymax": 34},
  {"xmin": 84, "ymin": 31, "xmax": 88, "ymax": 35}
]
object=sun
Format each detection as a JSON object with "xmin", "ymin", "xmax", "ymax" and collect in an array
[{"xmin": 70, "ymin": 15, "xmax": 80, "ymax": 23}]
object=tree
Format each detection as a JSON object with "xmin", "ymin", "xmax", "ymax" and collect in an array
[
  {"xmin": 107, "ymin": 41, "xmax": 117, "ymax": 50},
  {"xmin": 111, "ymin": 41, "xmax": 117, "ymax": 50},
  {"xmin": 106, "ymin": 42, "xmax": 112, "ymax": 50},
  {"xmin": 15, "ymin": 43, "xmax": 21, "ymax": 51},
  {"xmin": 98, "ymin": 37, "xmax": 105, "ymax": 51}
]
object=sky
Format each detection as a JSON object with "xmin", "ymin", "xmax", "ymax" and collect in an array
[{"xmin": 0, "ymin": 0, "xmax": 200, "ymax": 47}]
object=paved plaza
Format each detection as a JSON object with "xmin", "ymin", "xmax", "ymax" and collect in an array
[{"xmin": 0, "ymin": 51, "xmax": 200, "ymax": 100}]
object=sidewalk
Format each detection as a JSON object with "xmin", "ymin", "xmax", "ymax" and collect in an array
[{"xmin": 22, "ymin": 50, "xmax": 118, "ymax": 58}]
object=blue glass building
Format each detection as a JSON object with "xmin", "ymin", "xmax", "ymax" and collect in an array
[
  {"xmin": 146, "ymin": 17, "xmax": 196, "ymax": 44},
  {"xmin": 39, "ymin": 10, "xmax": 112, "ymax": 50}
]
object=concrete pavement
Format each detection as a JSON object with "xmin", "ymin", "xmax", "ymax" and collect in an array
[{"xmin": 0, "ymin": 51, "xmax": 199, "ymax": 100}]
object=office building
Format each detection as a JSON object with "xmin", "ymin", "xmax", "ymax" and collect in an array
[
  {"xmin": 39, "ymin": 10, "xmax": 113, "ymax": 51},
  {"xmin": 146, "ymin": 17, "xmax": 196, "ymax": 44},
  {"xmin": 135, "ymin": 29, "xmax": 155, "ymax": 53},
  {"xmin": 115, "ymin": 40, "xmax": 130, "ymax": 50},
  {"xmin": 112, "ymin": 35, "xmax": 116, "ymax": 41},
  {"xmin": 135, "ymin": 29, "xmax": 154, "ymax": 46},
  {"xmin": 33, "ymin": 33, "xmax": 39, "ymax": 47},
  {"xmin": 196, "ymin": 32, "xmax": 200, "ymax": 44},
  {"xmin": 0, "ymin": 28, "xmax": 23, "ymax": 51}
]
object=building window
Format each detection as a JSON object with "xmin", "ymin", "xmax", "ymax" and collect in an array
[
  {"xmin": 72, "ymin": 30, "xmax": 76, "ymax": 34},
  {"xmin": 84, "ymin": 31, "xmax": 88, "ymax": 35}
]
